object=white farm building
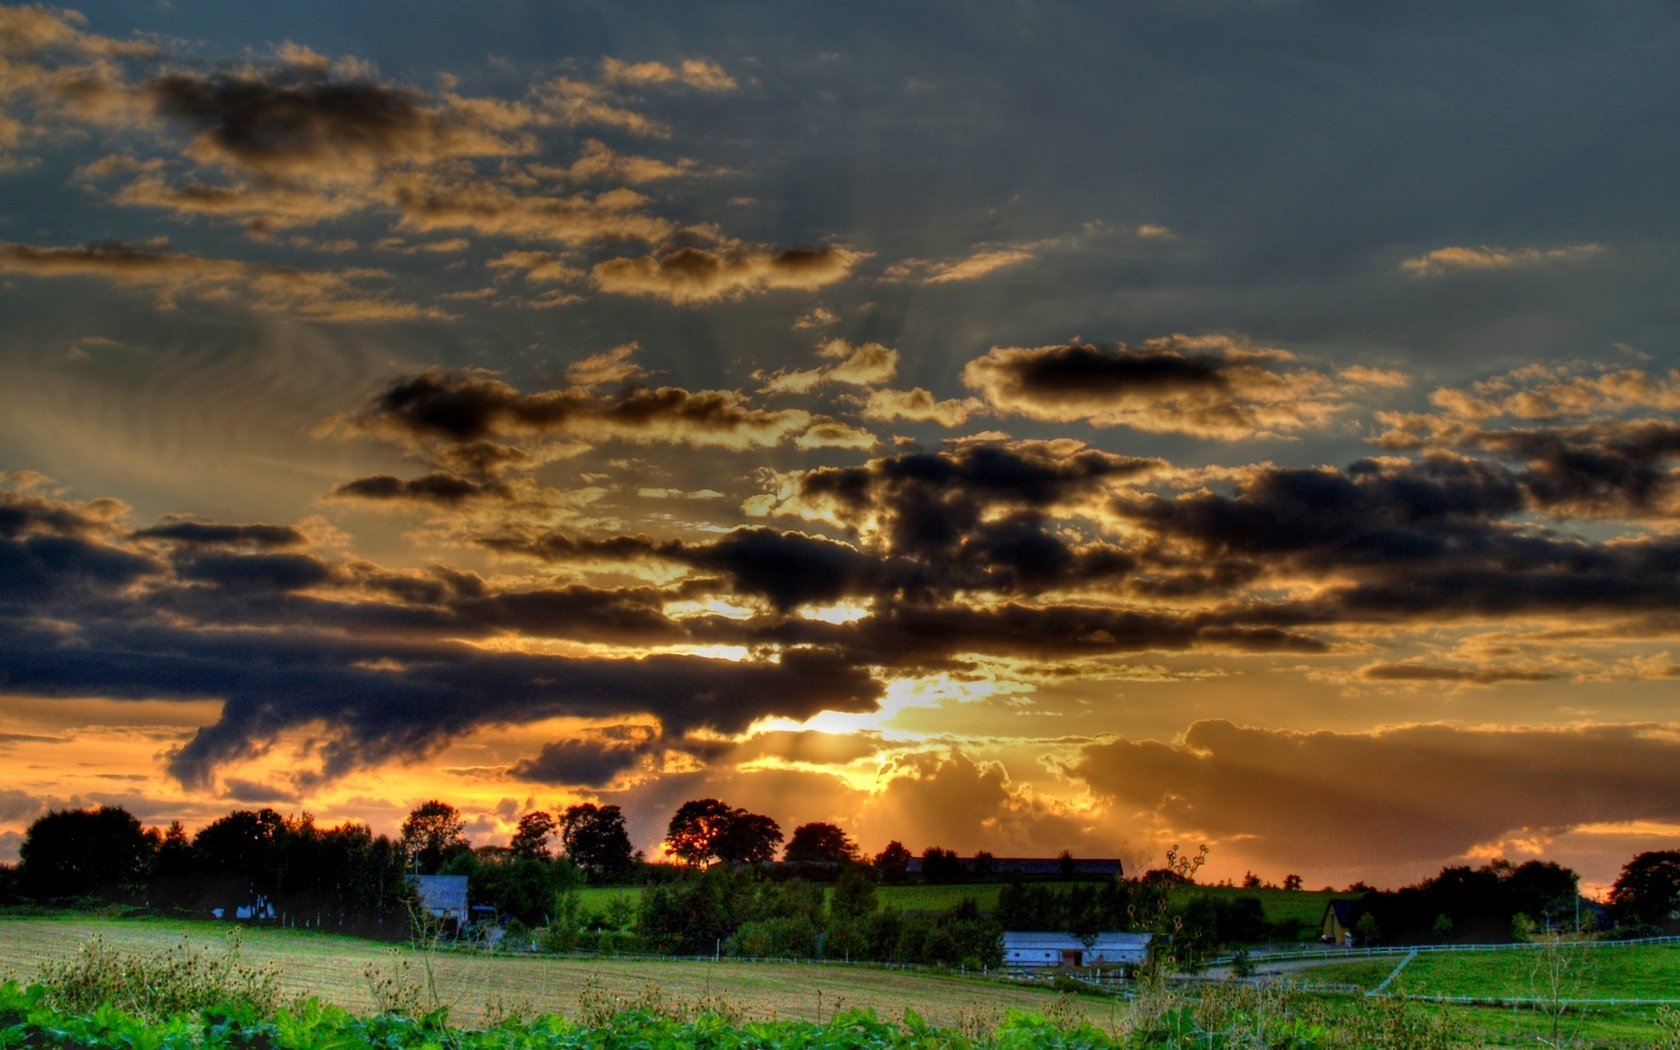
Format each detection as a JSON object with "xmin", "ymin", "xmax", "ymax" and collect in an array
[{"xmin": 1001, "ymin": 931, "xmax": 1150, "ymax": 968}]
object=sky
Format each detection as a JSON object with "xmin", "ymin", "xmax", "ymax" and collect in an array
[{"xmin": 2, "ymin": 1, "xmax": 1679, "ymax": 894}]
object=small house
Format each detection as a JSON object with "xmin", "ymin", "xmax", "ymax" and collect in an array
[
  {"xmin": 412, "ymin": 874, "xmax": 469, "ymax": 930},
  {"xmin": 1321, "ymin": 899, "xmax": 1357, "ymax": 946}
]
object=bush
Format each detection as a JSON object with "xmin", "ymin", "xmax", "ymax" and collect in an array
[{"xmin": 36, "ymin": 933, "xmax": 282, "ymax": 1020}]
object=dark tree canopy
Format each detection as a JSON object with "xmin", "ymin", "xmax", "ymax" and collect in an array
[
  {"xmin": 665, "ymin": 798, "xmax": 735, "ymax": 867},
  {"xmin": 1609, "ymin": 850, "xmax": 1680, "ymax": 927},
  {"xmin": 19, "ymin": 806, "xmax": 154, "ymax": 901},
  {"xmin": 509, "ymin": 810, "xmax": 558, "ymax": 861},
  {"xmin": 920, "ymin": 846, "xmax": 963, "ymax": 884},
  {"xmin": 873, "ymin": 840, "xmax": 912, "ymax": 883},
  {"xmin": 715, "ymin": 810, "xmax": 782, "ymax": 866},
  {"xmin": 559, "ymin": 803, "xmax": 634, "ymax": 880},
  {"xmin": 783, "ymin": 821, "xmax": 858, "ymax": 864},
  {"xmin": 665, "ymin": 799, "xmax": 780, "ymax": 867},
  {"xmin": 400, "ymin": 799, "xmax": 469, "ymax": 874}
]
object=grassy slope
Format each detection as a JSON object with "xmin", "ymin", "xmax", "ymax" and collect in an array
[
  {"xmin": 1290, "ymin": 943, "xmax": 1680, "ymax": 1048},
  {"xmin": 0, "ymin": 916, "xmax": 1113, "ymax": 1031}
]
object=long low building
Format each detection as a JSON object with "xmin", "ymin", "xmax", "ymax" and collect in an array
[
  {"xmin": 904, "ymin": 856, "xmax": 1124, "ymax": 877},
  {"xmin": 1002, "ymin": 930, "xmax": 1151, "ymax": 967}
]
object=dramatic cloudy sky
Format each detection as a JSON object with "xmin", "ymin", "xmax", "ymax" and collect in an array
[{"xmin": 3, "ymin": 1, "xmax": 1678, "ymax": 892}]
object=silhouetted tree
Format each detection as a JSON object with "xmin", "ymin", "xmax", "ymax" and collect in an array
[
  {"xmin": 509, "ymin": 810, "xmax": 557, "ymax": 861},
  {"xmin": 920, "ymin": 846, "xmax": 963, "ymax": 884},
  {"xmin": 400, "ymin": 800, "xmax": 469, "ymax": 874},
  {"xmin": 1283, "ymin": 873, "xmax": 1303, "ymax": 891},
  {"xmin": 784, "ymin": 821, "xmax": 857, "ymax": 864},
  {"xmin": 715, "ymin": 810, "xmax": 782, "ymax": 865},
  {"xmin": 149, "ymin": 820, "xmax": 195, "ymax": 912},
  {"xmin": 1609, "ymin": 851, "xmax": 1680, "ymax": 928},
  {"xmin": 873, "ymin": 840, "xmax": 912, "ymax": 883},
  {"xmin": 559, "ymin": 803, "xmax": 634, "ymax": 881},
  {"xmin": 193, "ymin": 808, "xmax": 287, "ymax": 919},
  {"xmin": 665, "ymin": 798, "xmax": 735, "ymax": 868},
  {"xmin": 665, "ymin": 799, "xmax": 780, "ymax": 868},
  {"xmin": 19, "ymin": 806, "xmax": 153, "ymax": 902}
]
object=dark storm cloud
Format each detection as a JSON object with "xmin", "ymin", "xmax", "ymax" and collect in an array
[
  {"xmin": 133, "ymin": 521, "xmax": 307, "ymax": 547},
  {"xmin": 145, "ymin": 69, "xmax": 522, "ymax": 176},
  {"xmin": 0, "ymin": 487, "xmax": 119, "ymax": 538},
  {"xmin": 0, "ymin": 609, "xmax": 880, "ymax": 787},
  {"xmin": 1449, "ymin": 420, "xmax": 1680, "ymax": 519},
  {"xmin": 1360, "ymin": 663, "xmax": 1557, "ymax": 685},
  {"xmin": 1074, "ymin": 720, "xmax": 1680, "ymax": 871},
  {"xmin": 331, "ymin": 472, "xmax": 514, "ymax": 506},
  {"xmin": 1115, "ymin": 455, "xmax": 1680, "ymax": 621},
  {"xmin": 0, "ymin": 532, "xmax": 161, "ymax": 606},
  {"xmin": 750, "ymin": 442, "xmax": 1154, "ymax": 599},
  {"xmin": 960, "ymin": 337, "xmax": 1377, "ymax": 439},
  {"xmin": 731, "ymin": 601, "xmax": 1326, "ymax": 671},
  {"xmin": 509, "ymin": 736, "xmax": 651, "ymax": 787},
  {"xmin": 1118, "ymin": 457, "xmax": 1525, "ymax": 567},
  {"xmin": 171, "ymin": 549, "xmax": 335, "ymax": 592},
  {"xmin": 487, "ymin": 526, "xmax": 886, "ymax": 613},
  {"xmin": 336, "ymin": 369, "xmax": 818, "ymax": 450}
]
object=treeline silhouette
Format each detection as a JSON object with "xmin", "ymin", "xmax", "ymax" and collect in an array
[{"xmin": 6, "ymin": 797, "xmax": 1678, "ymax": 961}]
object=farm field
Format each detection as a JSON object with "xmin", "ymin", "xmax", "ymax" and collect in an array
[
  {"xmin": 0, "ymin": 916, "xmax": 1113, "ymax": 1030},
  {"xmin": 575, "ymin": 882, "xmax": 1353, "ymax": 931},
  {"xmin": 1289, "ymin": 940, "xmax": 1680, "ymax": 1000},
  {"xmin": 1285, "ymin": 942, "xmax": 1680, "ymax": 1047}
]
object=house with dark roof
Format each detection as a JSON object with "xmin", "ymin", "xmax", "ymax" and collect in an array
[
  {"xmin": 1321, "ymin": 899, "xmax": 1358, "ymax": 946},
  {"xmin": 903, "ymin": 856, "xmax": 1123, "ymax": 878},
  {"xmin": 412, "ymin": 874, "xmax": 469, "ymax": 931}
]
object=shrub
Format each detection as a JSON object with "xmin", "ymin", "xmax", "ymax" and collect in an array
[{"xmin": 36, "ymin": 933, "xmax": 282, "ymax": 1020}]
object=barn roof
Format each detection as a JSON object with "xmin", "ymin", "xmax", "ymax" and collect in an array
[{"xmin": 1002, "ymin": 931, "xmax": 1086, "ymax": 950}]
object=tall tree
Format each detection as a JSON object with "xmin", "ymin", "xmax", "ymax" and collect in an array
[
  {"xmin": 19, "ymin": 806, "xmax": 154, "ymax": 902},
  {"xmin": 1609, "ymin": 851, "xmax": 1680, "ymax": 927},
  {"xmin": 509, "ymin": 810, "xmax": 558, "ymax": 861},
  {"xmin": 784, "ymin": 822, "xmax": 858, "ymax": 864},
  {"xmin": 665, "ymin": 798, "xmax": 736, "ymax": 868},
  {"xmin": 193, "ymin": 807, "xmax": 287, "ymax": 919},
  {"xmin": 559, "ymin": 803, "xmax": 634, "ymax": 881},
  {"xmin": 715, "ymin": 810, "xmax": 782, "ymax": 866},
  {"xmin": 400, "ymin": 800, "xmax": 469, "ymax": 874},
  {"xmin": 873, "ymin": 840, "xmax": 912, "ymax": 883}
]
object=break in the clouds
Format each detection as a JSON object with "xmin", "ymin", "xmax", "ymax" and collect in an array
[
  {"xmin": 2, "ymin": 1, "xmax": 1678, "ymax": 890},
  {"xmin": 1075, "ymin": 721, "xmax": 1680, "ymax": 876}
]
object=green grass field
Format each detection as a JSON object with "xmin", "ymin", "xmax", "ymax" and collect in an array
[
  {"xmin": 1283, "ymin": 942, "xmax": 1680, "ymax": 1047},
  {"xmin": 0, "ymin": 916, "xmax": 1113, "ymax": 1030},
  {"xmin": 7, "ymin": 916, "xmax": 1680, "ymax": 1046},
  {"xmin": 1291, "ymin": 941, "xmax": 1680, "ymax": 1001},
  {"xmin": 575, "ymin": 881, "xmax": 1352, "ymax": 934}
]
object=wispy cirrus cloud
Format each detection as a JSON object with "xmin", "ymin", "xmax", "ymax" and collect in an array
[
  {"xmin": 592, "ymin": 244, "xmax": 866, "ymax": 304},
  {"xmin": 1399, "ymin": 242, "xmax": 1606, "ymax": 277},
  {"xmin": 0, "ymin": 239, "xmax": 452, "ymax": 321}
]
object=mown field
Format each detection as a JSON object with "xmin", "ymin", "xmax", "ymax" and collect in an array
[{"xmin": 0, "ymin": 916, "xmax": 1114, "ymax": 1030}]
